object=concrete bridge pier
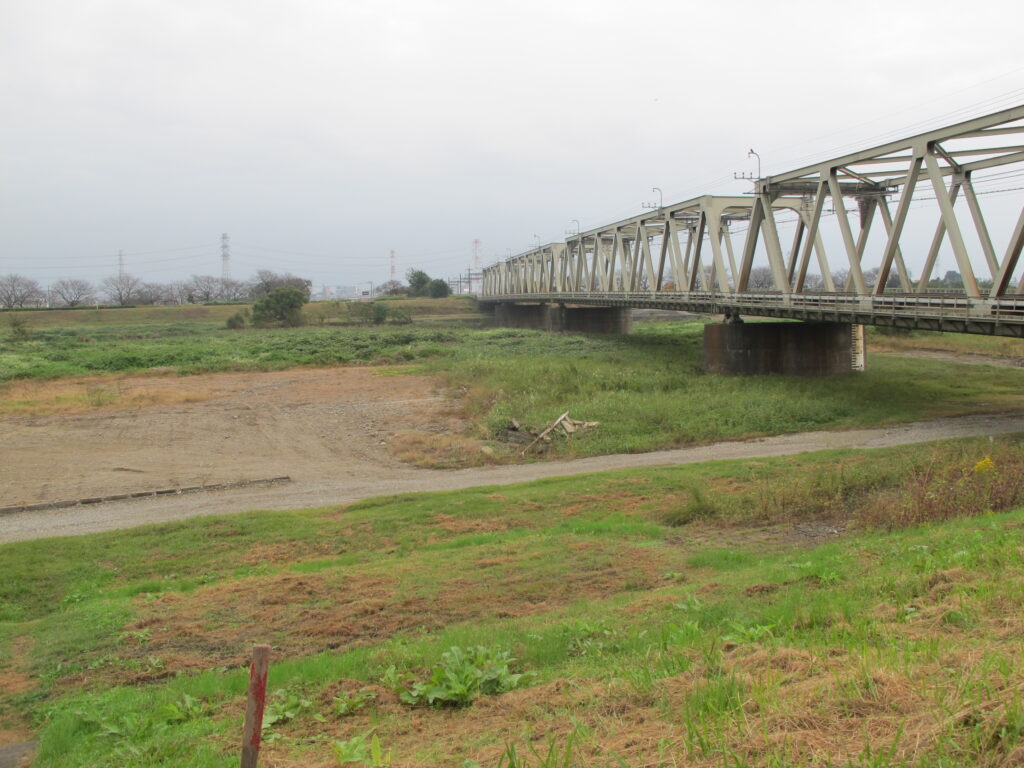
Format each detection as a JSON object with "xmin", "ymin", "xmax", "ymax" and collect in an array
[
  {"xmin": 493, "ymin": 303, "xmax": 632, "ymax": 334},
  {"xmin": 704, "ymin": 320, "xmax": 866, "ymax": 375}
]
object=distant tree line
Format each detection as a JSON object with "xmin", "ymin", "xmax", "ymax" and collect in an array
[
  {"xmin": 743, "ymin": 266, "xmax": 992, "ymax": 293},
  {"xmin": 5, "ymin": 265, "xmax": 996, "ymax": 310},
  {"xmin": 374, "ymin": 269, "xmax": 450, "ymax": 298},
  {"xmin": 743, "ymin": 266, "xmax": 904, "ymax": 292},
  {"xmin": 370, "ymin": 270, "xmax": 452, "ymax": 298},
  {"xmin": 665, "ymin": 266, "xmax": 992, "ymax": 293},
  {"xmin": 0, "ymin": 270, "xmax": 313, "ymax": 309}
]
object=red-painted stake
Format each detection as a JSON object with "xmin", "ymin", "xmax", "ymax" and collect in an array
[{"xmin": 240, "ymin": 644, "xmax": 271, "ymax": 768}]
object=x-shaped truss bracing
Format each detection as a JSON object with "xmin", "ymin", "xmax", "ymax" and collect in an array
[{"xmin": 482, "ymin": 105, "xmax": 1024, "ymax": 335}]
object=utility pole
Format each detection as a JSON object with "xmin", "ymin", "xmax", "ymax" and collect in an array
[
  {"xmin": 118, "ymin": 250, "xmax": 126, "ymax": 280},
  {"xmin": 221, "ymin": 233, "xmax": 231, "ymax": 281},
  {"xmin": 471, "ymin": 239, "xmax": 482, "ymax": 295}
]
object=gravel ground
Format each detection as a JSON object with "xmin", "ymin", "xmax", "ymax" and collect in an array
[{"xmin": 0, "ymin": 742, "xmax": 33, "ymax": 768}]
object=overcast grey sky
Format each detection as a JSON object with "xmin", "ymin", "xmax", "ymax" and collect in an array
[{"xmin": 2, "ymin": 0, "xmax": 1023, "ymax": 290}]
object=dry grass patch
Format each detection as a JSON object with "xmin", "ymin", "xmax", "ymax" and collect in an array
[
  {"xmin": 389, "ymin": 430, "xmax": 498, "ymax": 467},
  {"xmin": 231, "ymin": 643, "xmax": 1024, "ymax": 768},
  {"xmin": 0, "ymin": 373, "xmax": 225, "ymax": 415},
  {"xmin": 870, "ymin": 329, "xmax": 1024, "ymax": 360},
  {"xmin": 103, "ymin": 541, "xmax": 672, "ymax": 685}
]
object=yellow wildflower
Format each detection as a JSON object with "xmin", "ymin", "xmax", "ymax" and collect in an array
[{"xmin": 973, "ymin": 456, "xmax": 995, "ymax": 474}]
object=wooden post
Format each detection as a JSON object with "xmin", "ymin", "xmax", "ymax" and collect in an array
[{"xmin": 240, "ymin": 644, "xmax": 271, "ymax": 768}]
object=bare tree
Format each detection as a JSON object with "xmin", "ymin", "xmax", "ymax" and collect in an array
[
  {"xmin": 100, "ymin": 273, "xmax": 143, "ymax": 306},
  {"xmin": 135, "ymin": 282, "xmax": 173, "ymax": 305},
  {"xmin": 376, "ymin": 279, "xmax": 406, "ymax": 296},
  {"xmin": 0, "ymin": 274, "xmax": 44, "ymax": 308},
  {"xmin": 251, "ymin": 270, "xmax": 312, "ymax": 300},
  {"xmin": 746, "ymin": 266, "xmax": 776, "ymax": 291},
  {"xmin": 165, "ymin": 281, "xmax": 193, "ymax": 305},
  {"xmin": 187, "ymin": 274, "xmax": 222, "ymax": 302},
  {"xmin": 219, "ymin": 278, "xmax": 251, "ymax": 301},
  {"xmin": 861, "ymin": 267, "xmax": 902, "ymax": 292},
  {"xmin": 51, "ymin": 278, "xmax": 95, "ymax": 307},
  {"xmin": 802, "ymin": 273, "xmax": 826, "ymax": 292},
  {"xmin": 831, "ymin": 268, "xmax": 850, "ymax": 291}
]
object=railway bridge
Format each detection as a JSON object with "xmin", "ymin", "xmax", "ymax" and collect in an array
[{"xmin": 480, "ymin": 105, "xmax": 1024, "ymax": 374}]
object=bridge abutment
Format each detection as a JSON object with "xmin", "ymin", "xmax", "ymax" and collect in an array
[
  {"xmin": 704, "ymin": 321, "xmax": 865, "ymax": 376},
  {"xmin": 493, "ymin": 303, "xmax": 632, "ymax": 334}
]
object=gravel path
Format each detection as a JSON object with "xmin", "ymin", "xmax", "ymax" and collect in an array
[
  {"xmin": 4, "ymin": 411, "xmax": 1022, "ymax": 543},
  {"xmin": 0, "ymin": 742, "xmax": 33, "ymax": 768}
]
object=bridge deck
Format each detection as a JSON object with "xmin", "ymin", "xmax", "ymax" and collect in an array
[{"xmin": 480, "ymin": 292, "xmax": 1024, "ymax": 337}]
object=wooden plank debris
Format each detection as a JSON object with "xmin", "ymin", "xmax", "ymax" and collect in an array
[{"xmin": 520, "ymin": 412, "xmax": 599, "ymax": 455}]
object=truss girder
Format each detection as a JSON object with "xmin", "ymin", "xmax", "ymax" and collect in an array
[{"xmin": 483, "ymin": 105, "xmax": 1024, "ymax": 331}]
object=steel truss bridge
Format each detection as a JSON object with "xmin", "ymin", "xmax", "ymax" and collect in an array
[{"xmin": 481, "ymin": 105, "xmax": 1024, "ymax": 337}]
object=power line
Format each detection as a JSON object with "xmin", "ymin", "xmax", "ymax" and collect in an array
[{"xmin": 4, "ymin": 252, "xmax": 216, "ymax": 271}]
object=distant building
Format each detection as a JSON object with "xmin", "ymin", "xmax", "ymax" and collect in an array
[{"xmin": 317, "ymin": 285, "xmax": 372, "ymax": 301}]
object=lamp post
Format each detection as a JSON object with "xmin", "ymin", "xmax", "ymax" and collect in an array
[
  {"xmin": 642, "ymin": 188, "xmax": 664, "ymax": 211},
  {"xmin": 748, "ymin": 149, "xmax": 761, "ymax": 179}
]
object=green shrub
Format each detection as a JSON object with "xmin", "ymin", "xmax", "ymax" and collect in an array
[
  {"xmin": 225, "ymin": 310, "xmax": 248, "ymax": 329},
  {"xmin": 6, "ymin": 315, "xmax": 30, "ymax": 341},
  {"xmin": 332, "ymin": 729, "xmax": 391, "ymax": 765},
  {"xmin": 261, "ymin": 687, "xmax": 317, "ymax": 731},
  {"xmin": 387, "ymin": 306, "xmax": 412, "ymax": 324},
  {"xmin": 348, "ymin": 302, "xmax": 389, "ymax": 324},
  {"xmin": 427, "ymin": 278, "xmax": 450, "ymax": 298},
  {"xmin": 661, "ymin": 486, "xmax": 719, "ymax": 526},
  {"xmin": 252, "ymin": 288, "xmax": 306, "ymax": 327},
  {"xmin": 333, "ymin": 688, "xmax": 377, "ymax": 716},
  {"xmin": 383, "ymin": 646, "xmax": 531, "ymax": 707}
]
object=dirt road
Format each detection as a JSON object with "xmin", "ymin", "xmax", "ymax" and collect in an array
[
  {"xmin": 2, "ymin": 366, "xmax": 461, "ymax": 502},
  {"xmin": 3, "ymin": 364, "xmax": 1022, "ymax": 543}
]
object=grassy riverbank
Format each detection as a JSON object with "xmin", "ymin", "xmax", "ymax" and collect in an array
[{"xmin": 2, "ymin": 436, "xmax": 1023, "ymax": 766}]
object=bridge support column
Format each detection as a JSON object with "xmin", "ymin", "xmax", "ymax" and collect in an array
[
  {"xmin": 493, "ymin": 303, "xmax": 632, "ymax": 334},
  {"xmin": 704, "ymin": 321, "xmax": 865, "ymax": 376}
]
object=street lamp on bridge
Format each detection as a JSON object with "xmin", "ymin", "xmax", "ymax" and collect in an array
[
  {"xmin": 748, "ymin": 149, "xmax": 761, "ymax": 179},
  {"xmin": 642, "ymin": 187, "xmax": 664, "ymax": 210}
]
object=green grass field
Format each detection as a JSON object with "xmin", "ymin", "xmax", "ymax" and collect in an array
[
  {"xmin": 1, "ymin": 296, "xmax": 480, "ymax": 328},
  {"xmin": 420, "ymin": 322, "xmax": 1024, "ymax": 459},
  {"xmin": 2, "ymin": 437, "xmax": 1024, "ymax": 766}
]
